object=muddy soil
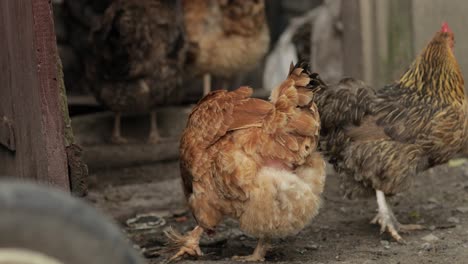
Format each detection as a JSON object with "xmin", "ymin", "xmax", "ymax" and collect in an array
[{"xmin": 87, "ymin": 158, "xmax": 468, "ymax": 264}]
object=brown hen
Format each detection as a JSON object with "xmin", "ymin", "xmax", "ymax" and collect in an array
[
  {"xmin": 182, "ymin": 0, "xmax": 270, "ymax": 95},
  {"xmin": 315, "ymin": 23, "xmax": 468, "ymax": 242},
  {"xmin": 86, "ymin": 0, "xmax": 187, "ymax": 144},
  {"xmin": 165, "ymin": 62, "xmax": 326, "ymax": 261}
]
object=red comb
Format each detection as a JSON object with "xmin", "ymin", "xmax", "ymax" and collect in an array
[{"xmin": 441, "ymin": 22, "xmax": 452, "ymax": 33}]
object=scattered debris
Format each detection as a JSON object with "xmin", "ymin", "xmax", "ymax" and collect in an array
[
  {"xmin": 420, "ymin": 242, "xmax": 433, "ymax": 251},
  {"xmin": 174, "ymin": 216, "xmax": 188, "ymax": 223},
  {"xmin": 380, "ymin": 240, "xmax": 391, "ymax": 249},
  {"xmin": 456, "ymin": 207, "xmax": 468, "ymax": 214},
  {"xmin": 142, "ymin": 247, "xmax": 162, "ymax": 258},
  {"xmin": 447, "ymin": 217, "xmax": 460, "ymax": 224},
  {"xmin": 422, "ymin": 203, "xmax": 438, "ymax": 210},
  {"xmin": 126, "ymin": 213, "xmax": 166, "ymax": 230},
  {"xmin": 304, "ymin": 243, "xmax": 319, "ymax": 250},
  {"xmin": 409, "ymin": 211, "xmax": 421, "ymax": 219},
  {"xmin": 433, "ymin": 223, "xmax": 457, "ymax": 230},
  {"xmin": 448, "ymin": 158, "xmax": 468, "ymax": 167},
  {"xmin": 296, "ymin": 248, "xmax": 307, "ymax": 254},
  {"xmin": 421, "ymin": 234, "xmax": 439, "ymax": 242}
]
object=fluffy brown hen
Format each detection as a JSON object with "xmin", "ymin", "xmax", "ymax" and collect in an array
[
  {"xmin": 315, "ymin": 23, "xmax": 468, "ymax": 242},
  {"xmin": 165, "ymin": 62, "xmax": 326, "ymax": 261},
  {"xmin": 182, "ymin": 0, "xmax": 270, "ymax": 95},
  {"xmin": 86, "ymin": 0, "xmax": 187, "ymax": 144}
]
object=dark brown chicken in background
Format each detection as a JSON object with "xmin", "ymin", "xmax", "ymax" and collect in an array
[
  {"xmin": 183, "ymin": 0, "xmax": 270, "ymax": 96},
  {"xmin": 86, "ymin": 0, "xmax": 187, "ymax": 144},
  {"xmin": 165, "ymin": 62, "xmax": 326, "ymax": 262},
  {"xmin": 315, "ymin": 22, "xmax": 468, "ymax": 242}
]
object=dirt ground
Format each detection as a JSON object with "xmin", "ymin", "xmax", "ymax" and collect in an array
[{"xmin": 86, "ymin": 156, "xmax": 468, "ymax": 264}]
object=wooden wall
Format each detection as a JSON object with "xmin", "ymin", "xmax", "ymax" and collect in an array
[
  {"xmin": 0, "ymin": 0, "xmax": 70, "ymax": 190},
  {"xmin": 343, "ymin": 0, "xmax": 468, "ymax": 89}
]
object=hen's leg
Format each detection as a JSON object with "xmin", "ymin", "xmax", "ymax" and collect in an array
[
  {"xmin": 111, "ymin": 112, "xmax": 127, "ymax": 144},
  {"xmin": 371, "ymin": 190, "xmax": 424, "ymax": 243},
  {"xmin": 232, "ymin": 238, "xmax": 270, "ymax": 262},
  {"xmin": 164, "ymin": 226, "xmax": 204, "ymax": 262},
  {"xmin": 147, "ymin": 111, "xmax": 160, "ymax": 144},
  {"xmin": 203, "ymin": 73, "xmax": 211, "ymax": 96}
]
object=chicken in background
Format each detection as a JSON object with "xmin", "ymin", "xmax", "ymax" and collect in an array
[
  {"xmin": 86, "ymin": 0, "xmax": 187, "ymax": 144},
  {"xmin": 314, "ymin": 23, "xmax": 468, "ymax": 242},
  {"xmin": 183, "ymin": 0, "xmax": 270, "ymax": 96},
  {"xmin": 263, "ymin": 0, "xmax": 343, "ymax": 93},
  {"xmin": 165, "ymin": 62, "xmax": 326, "ymax": 261}
]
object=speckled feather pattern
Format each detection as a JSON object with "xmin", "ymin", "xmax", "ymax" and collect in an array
[
  {"xmin": 315, "ymin": 30, "xmax": 468, "ymax": 198},
  {"xmin": 86, "ymin": 0, "xmax": 187, "ymax": 113}
]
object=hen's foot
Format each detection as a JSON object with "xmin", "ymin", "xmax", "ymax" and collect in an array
[
  {"xmin": 147, "ymin": 132, "xmax": 161, "ymax": 144},
  {"xmin": 164, "ymin": 226, "xmax": 204, "ymax": 262},
  {"xmin": 110, "ymin": 135, "xmax": 128, "ymax": 144},
  {"xmin": 371, "ymin": 190, "xmax": 425, "ymax": 243},
  {"xmin": 370, "ymin": 210, "xmax": 404, "ymax": 243},
  {"xmin": 232, "ymin": 238, "xmax": 269, "ymax": 262}
]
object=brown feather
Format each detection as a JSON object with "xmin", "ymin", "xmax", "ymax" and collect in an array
[{"xmin": 178, "ymin": 61, "xmax": 326, "ymax": 243}]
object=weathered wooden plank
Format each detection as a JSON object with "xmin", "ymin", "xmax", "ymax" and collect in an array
[
  {"xmin": 31, "ymin": 0, "xmax": 70, "ymax": 189},
  {"xmin": 0, "ymin": 116, "xmax": 15, "ymax": 151},
  {"xmin": 385, "ymin": 0, "xmax": 414, "ymax": 82},
  {"xmin": 0, "ymin": 1, "xmax": 17, "ymax": 168},
  {"xmin": 0, "ymin": 0, "xmax": 70, "ymax": 190},
  {"xmin": 341, "ymin": 0, "xmax": 365, "ymax": 80},
  {"xmin": 1, "ymin": 0, "xmax": 42, "ymax": 182}
]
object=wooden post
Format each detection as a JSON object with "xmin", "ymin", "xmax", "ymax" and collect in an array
[
  {"xmin": 341, "ymin": 0, "xmax": 365, "ymax": 80},
  {"xmin": 385, "ymin": 0, "xmax": 414, "ymax": 82},
  {"xmin": 0, "ymin": 0, "xmax": 70, "ymax": 191}
]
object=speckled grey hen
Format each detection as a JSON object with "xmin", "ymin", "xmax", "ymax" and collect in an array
[
  {"xmin": 314, "ymin": 23, "xmax": 468, "ymax": 242},
  {"xmin": 86, "ymin": 0, "xmax": 187, "ymax": 144}
]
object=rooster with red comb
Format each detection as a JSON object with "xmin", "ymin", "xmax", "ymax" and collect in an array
[{"xmin": 313, "ymin": 22, "xmax": 468, "ymax": 242}]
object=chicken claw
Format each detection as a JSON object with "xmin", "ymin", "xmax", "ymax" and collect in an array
[
  {"xmin": 164, "ymin": 226, "xmax": 204, "ymax": 262},
  {"xmin": 232, "ymin": 238, "xmax": 269, "ymax": 262},
  {"xmin": 371, "ymin": 190, "xmax": 425, "ymax": 243},
  {"xmin": 370, "ymin": 209, "xmax": 404, "ymax": 243}
]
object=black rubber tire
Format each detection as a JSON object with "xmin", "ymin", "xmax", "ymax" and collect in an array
[{"xmin": 0, "ymin": 180, "xmax": 145, "ymax": 264}]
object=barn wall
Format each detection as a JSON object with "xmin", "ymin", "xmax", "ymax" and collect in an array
[
  {"xmin": 0, "ymin": 0, "xmax": 70, "ymax": 190},
  {"xmin": 346, "ymin": 0, "xmax": 468, "ymax": 88}
]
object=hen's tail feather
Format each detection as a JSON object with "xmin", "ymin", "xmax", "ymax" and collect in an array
[
  {"xmin": 314, "ymin": 76, "xmax": 377, "ymax": 130},
  {"xmin": 289, "ymin": 60, "xmax": 326, "ymax": 93}
]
